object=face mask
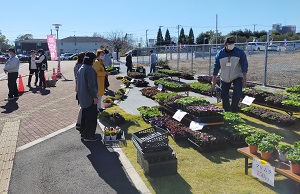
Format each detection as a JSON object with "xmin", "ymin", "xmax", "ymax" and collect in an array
[{"xmin": 227, "ymin": 44, "xmax": 235, "ymax": 51}]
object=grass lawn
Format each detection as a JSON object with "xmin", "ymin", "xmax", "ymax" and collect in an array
[{"xmin": 99, "ymin": 106, "xmax": 300, "ymax": 194}]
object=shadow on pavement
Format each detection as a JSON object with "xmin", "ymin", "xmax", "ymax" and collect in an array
[
  {"xmin": 1, "ymin": 100, "xmax": 19, "ymax": 113},
  {"xmin": 82, "ymin": 136, "xmax": 140, "ymax": 194}
]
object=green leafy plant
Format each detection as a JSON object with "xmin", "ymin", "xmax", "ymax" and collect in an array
[
  {"xmin": 294, "ymin": 141, "xmax": 300, "ymax": 149},
  {"xmin": 245, "ymin": 131, "xmax": 267, "ymax": 146},
  {"xmin": 262, "ymin": 133, "xmax": 284, "ymax": 146},
  {"xmin": 258, "ymin": 141, "xmax": 275, "ymax": 153},
  {"xmin": 286, "ymin": 85, "xmax": 300, "ymax": 93},
  {"xmin": 158, "ymin": 69, "xmax": 181, "ymax": 76},
  {"xmin": 287, "ymin": 148, "xmax": 300, "ymax": 164},
  {"xmin": 221, "ymin": 112, "xmax": 245, "ymax": 125},
  {"xmin": 154, "ymin": 92, "xmax": 179, "ymax": 102},
  {"xmin": 276, "ymin": 144, "xmax": 293, "ymax": 154},
  {"xmin": 174, "ymin": 96, "xmax": 210, "ymax": 106},
  {"xmin": 137, "ymin": 106, "xmax": 163, "ymax": 118}
]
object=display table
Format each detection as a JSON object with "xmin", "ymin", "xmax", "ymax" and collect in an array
[{"xmin": 237, "ymin": 147, "xmax": 300, "ymax": 184}]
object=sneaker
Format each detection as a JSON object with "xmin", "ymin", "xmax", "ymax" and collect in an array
[
  {"xmin": 5, "ymin": 97, "xmax": 14, "ymax": 101},
  {"xmin": 83, "ymin": 137, "xmax": 99, "ymax": 141}
]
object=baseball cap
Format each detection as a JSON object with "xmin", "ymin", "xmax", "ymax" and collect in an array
[{"xmin": 225, "ymin": 36, "xmax": 235, "ymax": 44}]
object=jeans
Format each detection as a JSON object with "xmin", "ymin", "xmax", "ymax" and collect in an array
[
  {"xmin": 80, "ymin": 102, "xmax": 97, "ymax": 138},
  {"xmin": 28, "ymin": 69, "xmax": 38, "ymax": 85},
  {"xmin": 220, "ymin": 77, "xmax": 243, "ymax": 112},
  {"xmin": 38, "ymin": 70, "xmax": 45, "ymax": 86},
  {"xmin": 7, "ymin": 72, "xmax": 19, "ymax": 98},
  {"xmin": 150, "ymin": 63, "xmax": 156, "ymax": 73}
]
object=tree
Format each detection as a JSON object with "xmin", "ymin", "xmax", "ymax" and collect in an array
[
  {"xmin": 156, "ymin": 27, "xmax": 164, "ymax": 46},
  {"xmin": 188, "ymin": 28, "xmax": 194, "ymax": 45},
  {"xmin": 0, "ymin": 31, "xmax": 10, "ymax": 52},
  {"xmin": 196, "ymin": 31, "xmax": 212, "ymax": 44},
  {"xmin": 92, "ymin": 32, "xmax": 103, "ymax": 37},
  {"xmin": 107, "ymin": 31, "xmax": 126, "ymax": 61},
  {"xmin": 164, "ymin": 29, "xmax": 171, "ymax": 45},
  {"xmin": 178, "ymin": 28, "xmax": 185, "ymax": 45},
  {"xmin": 16, "ymin": 34, "xmax": 33, "ymax": 41}
]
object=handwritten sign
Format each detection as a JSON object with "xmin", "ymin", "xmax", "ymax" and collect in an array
[
  {"xmin": 172, "ymin": 110, "xmax": 187, "ymax": 122},
  {"xmin": 158, "ymin": 84, "xmax": 163, "ymax": 91},
  {"xmin": 252, "ymin": 158, "xmax": 275, "ymax": 187},
  {"xmin": 241, "ymin": 96, "xmax": 255, "ymax": 106},
  {"xmin": 189, "ymin": 121, "xmax": 205, "ymax": 131}
]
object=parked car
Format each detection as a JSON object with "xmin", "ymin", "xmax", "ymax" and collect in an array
[
  {"xmin": 211, "ymin": 46, "xmax": 222, "ymax": 53},
  {"xmin": 67, "ymin": 53, "xmax": 79, "ymax": 60},
  {"xmin": 60, "ymin": 53, "xmax": 74, "ymax": 60},
  {"xmin": 0, "ymin": 55, "xmax": 7, "ymax": 63},
  {"xmin": 246, "ymin": 42, "xmax": 266, "ymax": 51},
  {"xmin": 267, "ymin": 45, "xmax": 278, "ymax": 51},
  {"xmin": 17, "ymin": 54, "xmax": 30, "ymax": 62}
]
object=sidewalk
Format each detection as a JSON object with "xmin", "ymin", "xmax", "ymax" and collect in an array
[{"xmin": 0, "ymin": 61, "xmax": 151, "ymax": 193}]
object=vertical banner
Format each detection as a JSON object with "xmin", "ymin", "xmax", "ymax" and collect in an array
[{"xmin": 47, "ymin": 34, "xmax": 57, "ymax": 61}]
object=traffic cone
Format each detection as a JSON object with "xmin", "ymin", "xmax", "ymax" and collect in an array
[
  {"xmin": 18, "ymin": 74, "xmax": 25, "ymax": 93},
  {"xmin": 57, "ymin": 63, "xmax": 62, "ymax": 78},
  {"xmin": 52, "ymin": 68, "xmax": 57, "ymax": 81}
]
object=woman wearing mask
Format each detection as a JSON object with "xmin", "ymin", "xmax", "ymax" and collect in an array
[
  {"xmin": 93, "ymin": 50, "xmax": 108, "ymax": 112},
  {"xmin": 35, "ymin": 49, "xmax": 48, "ymax": 88},
  {"xmin": 27, "ymin": 50, "xmax": 38, "ymax": 87}
]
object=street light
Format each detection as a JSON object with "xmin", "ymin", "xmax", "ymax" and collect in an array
[
  {"xmin": 52, "ymin": 24, "xmax": 62, "ymax": 77},
  {"xmin": 146, "ymin": 29, "xmax": 149, "ymax": 47}
]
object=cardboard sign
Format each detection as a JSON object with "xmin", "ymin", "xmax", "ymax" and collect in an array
[
  {"xmin": 241, "ymin": 96, "xmax": 255, "ymax": 106},
  {"xmin": 189, "ymin": 121, "xmax": 205, "ymax": 131},
  {"xmin": 252, "ymin": 158, "xmax": 275, "ymax": 187},
  {"xmin": 158, "ymin": 84, "xmax": 163, "ymax": 91},
  {"xmin": 172, "ymin": 110, "xmax": 187, "ymax": 122}
]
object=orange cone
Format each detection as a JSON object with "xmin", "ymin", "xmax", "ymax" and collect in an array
[
  {"xmin": 18, "ymin": 74, "xmax": 25, "ymax": 93},
  {"xmin": 52, "ymin": 68, "xmax": 57, "ymax": 81},
  {"xmin": 57, "ymin": 63, "xmax": 62, "ymax": 78}
]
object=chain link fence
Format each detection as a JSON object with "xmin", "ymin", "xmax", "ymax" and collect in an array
[{"xmin": 131, "ymin": 40, "xmax": 300, "ymax": 88}]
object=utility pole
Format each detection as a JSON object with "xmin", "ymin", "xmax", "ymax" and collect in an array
[
  {"xmin": 253, "ymin": 24, "xmax": 257, "ymax": 33},
  {"xmin": 216, "ymin": 14, "xmax": 218, "ymax": 46},
  {"xmin": 177, "ymin": 25, "xmax": 180, "ymax": 71},
  {"xmin": 146, "ymin": 30, "xmax": 148, "ymax": 47},
  {"xmin": 50, "ymin": 29, "xmax": 52, "ymax": 35}
]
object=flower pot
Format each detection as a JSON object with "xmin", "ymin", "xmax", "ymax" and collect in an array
[
  {"xmin": 248, "ymin": 145, "xmax": 258, "ymax": 154},
  {"xmin": 261, "ymin": 151, "xmax": 273, "ymax": 161},
  {"xmin": 104, "ymin": 135, "xmax": 111, "ymax": 141},
  {"xmin": 110, "ymin": 135, "xmax": 117, "ymax": 140},
  {"xmin": 278, "ymin": 151, "xmax": 288, "ymax": 162},
  {"xmin": 103, "ymin": 102, "xmax": 111, "ymax": 108},
  {"xmin": 290, "ymin": 163, "xmax": 300, "ymax": 175}
]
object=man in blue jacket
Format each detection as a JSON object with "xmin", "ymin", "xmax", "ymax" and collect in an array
[
  {"xmin": 3, "ymin": 48, "xmax": 20, "ymax": 101},
  {"xmin": 212, "ymin": 36, "xmax": 248, "ymax": 112}
]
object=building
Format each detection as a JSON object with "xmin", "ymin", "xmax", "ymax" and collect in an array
[
  {"xmin": 15, "ymin": 39, "xmax": 48, "ymax": 55},
  {"xmin": 59, "ymin": 36, "xmax": 112, "ymax": 54},
  {"xmin": 272, "ymin": 24, "xmax": 296, "ymax": 34}
]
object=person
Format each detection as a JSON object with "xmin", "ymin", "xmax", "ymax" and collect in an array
[
  {"xmin": 125, "ymin": 52, "xmax": 133, "ymax": 73},
  {"xmin": 74, "ymin": 52, "xmax": 86, "ymax": 131},
  {"xmin": 212, "ymin": 36, "xmax": 248, "ymax": 113},
  {"xmin": 103, "ymin": 49, "xmax": 111, "ymax": 90},
  {"xmin": 77, "ymin": 51, "xmax": 98, "ymax": 141},
  {"xmin": 3, "ymin": 48, "xmax": 20, "ymax": 101},
  {"xmin": 27, "ymin": 50, "xmax": 38, "ymax": 87},
  {"xmin": 35, "ymin": 49, "xmax": 48, "ymax": 88},
  {"xmin": 93, "ymin": 49, "xmax": 108, "ymax": 112},
  {"xmin": 149, "ymin": 50, "xmax": 157, "ymax": 73}
]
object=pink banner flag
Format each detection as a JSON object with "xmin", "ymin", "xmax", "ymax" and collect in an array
[{"xmin": 47, "ymin": 34, "xmax": 57, "ymax": 61}]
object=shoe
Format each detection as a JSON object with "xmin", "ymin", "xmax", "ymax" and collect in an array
[
  {"xmin": 5, "ymin": 97, "xmax": 14, "ymax": 101},
  {"xmin": 83, "ymin": 137, "xmax": 99, "ymax": 141},
  {"xmin": 26, "ymin": 84, "xmax": 31, "ymax": 87},
  {"xmin": 76, "ymin": 124, "xmax": 81, "ymax": 131}
]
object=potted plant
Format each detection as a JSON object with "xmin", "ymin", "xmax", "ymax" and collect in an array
[
  {"xmin": 286, "ymin": 148, "xmax": 300, "ymax": 175},
  {"xmin": 104, "ymin": 127, "xmax": 111, "ymax": 141},
  {"xmin": 258, "ymin": 141, "xmax": 275, "ymax": 160},
  {"xmin": 102, "ymin": 97, "xmax": 113, "ymax": 108},
  {"xmin": 110, "ymin": 128, "xmax": 117, "ymax": 140},
  {"xmin": 262, "ymin": 133, "xmax": 284, "ymax": 146},
  {"xmin": 276, "ymin": 144, "xmax": 293, "ymax": 162},
  {"xmin": 245, "ymin": 131, "xmax": 267, "ymax": 154},
  {"xmin": 114, "ymin": 89, "xmax": 124, "ymax": 100}
]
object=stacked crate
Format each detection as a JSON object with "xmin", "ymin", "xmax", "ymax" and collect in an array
[{"xmin": 132, "ymin": 126, "xmax": 177, "ymax": 177}]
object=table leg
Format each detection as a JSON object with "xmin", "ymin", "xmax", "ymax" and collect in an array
[{"xmin": 244, "ymin": 156, "xmax": 248, "ymax": 175}]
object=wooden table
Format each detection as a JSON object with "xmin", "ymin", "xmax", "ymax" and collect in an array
[{"xmin": 237, "ymin": 147, "xmax": 300, "ymax": 184}]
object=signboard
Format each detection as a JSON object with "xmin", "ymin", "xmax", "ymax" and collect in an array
[
  {"xmin": 158, "ymin": 84, "xmax": 163, "ymax": 91},
  {"xmin": 189, "ymin": 121, "xmax": 205, "ymax": 131},
  {"xmin": 252, "ymin": 158, "xmax": 275, "ymax": 187},
  {"xmin": 47, "ymin": 34, "xmax": 57, "ymax": 61},
  {"xmin": 172, "ymin": 110, "xmax": 187, "ymax": 122},
  {"xmin": 241, "ymin": 96, "xmax": 255, "ymax": 106}
]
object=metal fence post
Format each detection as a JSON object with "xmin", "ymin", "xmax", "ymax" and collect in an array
[
  {"xmin": 263, "ymin": 32, "xmax": 269, "ymax": 86},
  {"xmin": 191, "ymin": 46, "xmax": 194, "ymax": 74},
  {"xmin": 209, "ymin": 46, "xmax": 212, "ymax": 76}
]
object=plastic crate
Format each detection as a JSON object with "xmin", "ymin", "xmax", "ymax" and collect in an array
[{"xmin": 132, "ymin": 126, "xmax": 169, "ymax": 153}]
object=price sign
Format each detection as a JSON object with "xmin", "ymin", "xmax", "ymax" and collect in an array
[
  {"xmin": 241, "ymin": 96, "xmax": 255, "ymax": 106},
  {"xmin": 172, "ymin": 110, "xmax": 187, "ymax": 122},
  {"xmin": 158, "ymin": 84, "xmax": 163, "ymax": 91},
  {"xmin": 252, "ymin": 158, "xmax": 275, "ymax": 187},
  {"xmin": 189, "ymin": 121, "xmax": 205, "ymax": 131}
]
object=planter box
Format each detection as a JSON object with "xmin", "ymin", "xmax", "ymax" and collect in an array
[
  {"xmin": 136, "ymin": 144, "xmax": 174, "ymax": 163},
  {"xmin": 188, "ymin": 137, "xmax": 227, "ymax": 152},
  {"xmin": 187, "ymin": 114, "xmax": 224, "ymax": 123}
]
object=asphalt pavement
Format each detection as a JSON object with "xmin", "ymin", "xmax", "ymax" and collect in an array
[{"xmin": 9, "ymin": 125, "xmax": 140, "ymax": 194}]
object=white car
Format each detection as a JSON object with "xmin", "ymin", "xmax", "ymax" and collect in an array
[
  {"xmin": 60, "ymin": 53, "xmax": 74, "ymax": 60},
  {"xmin": 246, "ymin": 42, "xmax": 266, "ymax": 51}
]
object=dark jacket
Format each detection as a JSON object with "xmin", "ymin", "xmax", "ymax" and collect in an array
[
  {"xmin": 35, "ymin": 54, "xmax": 48, "ymax": 71},
  {"xmin": 125, "ymin": 55, "xmax": 132, "ymax": 67}
]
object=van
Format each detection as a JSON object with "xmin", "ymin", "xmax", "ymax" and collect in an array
[{"xmin": 246, "ymin": 42, "xmax": 266, "ymax": 51}]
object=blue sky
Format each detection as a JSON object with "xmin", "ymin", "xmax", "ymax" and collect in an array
[{"xmin": 1, "ymin": 0, "xmax": 299, "ymax": 45}]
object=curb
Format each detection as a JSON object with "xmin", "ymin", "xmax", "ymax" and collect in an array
[{"xmin": 97, "ymin": 120, "xmax": 151, "ymax": 194}]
